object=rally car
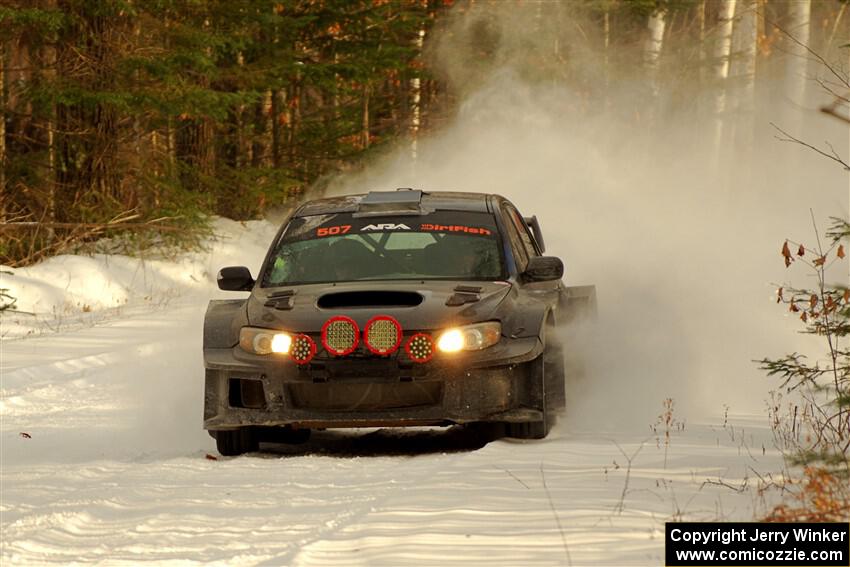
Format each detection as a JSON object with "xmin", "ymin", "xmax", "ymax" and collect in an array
[{"xmin": 203, "ymin": 189, "xmax": 595, "ymax": 455}]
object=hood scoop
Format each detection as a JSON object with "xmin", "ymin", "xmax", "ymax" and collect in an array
[
  {"xmin": 446, "ymin": 285, "xmax": 482, "ymax": 306},
  {"xmin": 264, "ymin": 289, "xmax": 296, "ymax": 310},
  {"xmin": 317, "ymin": 290, "xmax": 424, "ymax": 309}
]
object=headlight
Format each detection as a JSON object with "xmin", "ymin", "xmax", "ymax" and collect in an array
[
  {"xmin": 239, "ymin": 327, "xmax": 292, "ymax": 355},
  {"xmin": 436, "ymin": 322, "xmax": 501, "ymax": 352}
]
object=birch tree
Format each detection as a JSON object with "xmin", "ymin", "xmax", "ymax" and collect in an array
[
  {"xmin": 603, "ymin": 5, "xmax": 611, "ymax": 95},
  {"xmin": 711, "ymin": 0, "xmax": 738, "ymax": 161},
  {"xmin": 410, "ymin": 23, "xmax": 426, "ymax": 164},
  {"xmin": 731, "ymin": 0, "xmax": 758, "ymax": 153},
  {"xmin": 644, "ymin": 7, "xmax": 667, "ymax": 101},
  {"xmin": 697, "ymin": 0, "xmax": 707, "ymax": 85}
]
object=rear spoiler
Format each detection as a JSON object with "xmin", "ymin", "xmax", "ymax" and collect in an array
[{"xmin": 524, "ymin": 215, "xmax": 545, "ymax": 253}]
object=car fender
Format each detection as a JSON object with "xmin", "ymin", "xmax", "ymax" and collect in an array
[
  {"xmin": 497, "ymin": 286, "xmax": 552, "ymax": 343},
  {"xmin": 204, "ymin": 299, "xmax": 249, "ymax": 349}
]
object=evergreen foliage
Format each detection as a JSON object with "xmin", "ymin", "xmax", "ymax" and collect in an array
[
  {"xmin": 1, "ymin": 0, "xmax": 847, "ymax": 265},
  {"xmin": 0, "ymin": 0, "xmax": 440, "ymax": 264}
]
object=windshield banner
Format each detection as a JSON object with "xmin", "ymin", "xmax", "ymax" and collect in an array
[{"xmin": 282, "ymin": 212, "xmax": 499, "ymax": 243}]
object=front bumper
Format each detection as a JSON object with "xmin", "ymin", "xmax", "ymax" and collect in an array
[{"xmin": 203, "ymin": 336, "xmax": 544, "ymax": 430}]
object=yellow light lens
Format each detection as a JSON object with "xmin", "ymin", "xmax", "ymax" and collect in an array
[
  {"xmin": 271, "ymin": 333, "xmax": 292, "ymax": 354},
  {"xmin": 437, "ymin": 329, "xmax": 464, "ymax": 352}
]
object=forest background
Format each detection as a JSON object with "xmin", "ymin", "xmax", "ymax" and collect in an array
[{"xmin": 0, "ymin": 0, "xmax": 847, "ymax": 266}]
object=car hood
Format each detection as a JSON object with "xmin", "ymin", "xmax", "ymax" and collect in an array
[{"xmin": 247, "ymin": 280, "xmax": 513, "ymax": 333}]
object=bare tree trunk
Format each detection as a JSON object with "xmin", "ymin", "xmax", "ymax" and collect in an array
[
  {"xmin": 711, "ymin": 0, "xmax": 738, "ymax": 163},
  {"xmin": 8, "ymin": 33, "xmax": 31, "ymax": 159},
  {"xmin": 603, "ymin": 8, "xmax": 610, "ymax": 98},
  {"xmin": 194, "ymin": 119, "xmax": 215, "ymax": 179},
  {"xmin": 825, "ymin": 2, "xmax": 847, "ymax": 59},
  {"xmin": 150, "ymin": 128, "xmax": 161, "ymax": 191},
  {"xmin": 235, "ymin": 51, "xmax": 247, "ymax": 169},
  {"xmin": 271, "ymin": 89, "xmax": 283, "ymax": 168},
  {"xmin": 409, "ymin": 24, "xmax": 426, "ymax": 164},
  {"xmin": 43, "ymin": 0, "xmax": 57, "ymax": 224},
  {"xmin": 784, "ymin": 0, "xmax": 811, "ymax": 136},
  {"xmin": 361, "ymin": 85, "xmax": 370, "ymax": 150},
  {"xmin": 198, "ymin": 17, "xmax": 215, "ymax": 179},
  {"xmin": 732, "ymin": 0, "xmax": 758, "ymax": 153},
  {"xmin": 287, "ymin": 79, "xmax": 301, "ymax": 177},
  {"xmin": 165, "ymin": 17, "xmax": 175, "ymax": 173},
  {"xmin": 126, "ymin": 14, "xmax": 146, "ymax": 200},
  {"xmin": 644, "ymin": 8, "xmax": 667, "ymax": 101},
  {"xmin": 252, "ymin": 90, "xmax": 273, "ymax": 168},
  {"xmin": 698, "ymin": 0, "xmax": 707, "ymax": 86},
  {"xmin": 0, "ymin": 40, "xmax": 6, "ymax": 215},
  {"xmin": 166, "ymin": 118, "xmax": 175, "ymax": 170},
  {"xmin": 269, "ymin": 6, "xmax": 282, "ymax": 170}
]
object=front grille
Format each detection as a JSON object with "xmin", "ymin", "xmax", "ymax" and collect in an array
[{"xmin": 288, "ymin": 382, "xmax": 442, "ymax": 411}]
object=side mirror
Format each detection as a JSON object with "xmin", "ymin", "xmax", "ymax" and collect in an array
[
  {"xmin": 522, "ymin": 256, "xmax": 563, "ymax": 282},
  {"xmin": 217, "ymin": 266, "xmax": 255, "ymax": 291}
]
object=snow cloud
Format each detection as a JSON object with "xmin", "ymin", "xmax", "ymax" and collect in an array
[{"xmin": 325, "ymin": 2, "xmax": 849, "ymax": 429}]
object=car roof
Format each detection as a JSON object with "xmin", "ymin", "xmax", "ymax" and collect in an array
[{"xmin": 293, "ymin": 190, "xmax": 497, "ymax": 216}]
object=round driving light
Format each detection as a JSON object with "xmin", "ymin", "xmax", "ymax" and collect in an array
[
  {"xmin": 405, "ymin": 333, "xmax": 434, "ymax": 363},
  {"xmin": 290, "ymin": 334, "xmax": 317, "ymax": 365},
  {"xmin": 437, "ymin": 329, "xmax": 464, "ymax": 353},
  {"xmin": 321, "ymin": 316, "xmax": 359, "ymax": 356},
  {"xmin": 271, "ymin": 333, "xmax": 292, "ymax": 354},
  {"xmin": 364, "ymin": 315, "xmax": 402, "ymax": 355}
]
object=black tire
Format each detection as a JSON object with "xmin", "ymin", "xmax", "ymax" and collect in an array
[
  {"xmin": 506, "ymin": 332, "xmax": 564, "ymax": 440},
  {"xmin": 506, "ymin": 419, "xmax": 547, "ymax": 439},
  {"xmin": 215, "ymin": 427, "xmax": 259, "ymax": 456}
]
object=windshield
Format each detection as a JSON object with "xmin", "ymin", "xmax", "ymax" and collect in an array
[{"xmin": 262, "ymin": 211, "xmax": 505, "ymax": 286}]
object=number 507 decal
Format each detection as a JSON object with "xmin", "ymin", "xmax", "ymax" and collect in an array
[{"xmin": 316, "ymin": 225, "xmax": 352, "ymax": 237}]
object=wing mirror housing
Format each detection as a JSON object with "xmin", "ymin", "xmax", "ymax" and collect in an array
[
  {"xmin": 522, "ymin": 256, "xmax": 563, "ymax": 282},
  {"xmin": 217, "ymin": 266, "xmax": 255, "ymax": 291}
]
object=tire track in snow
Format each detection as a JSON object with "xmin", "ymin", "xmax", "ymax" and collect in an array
[
  {"xmin": 270, "ymin": 451, "xmax": 479, "ymax": 567},
  {"xmin": 1, "ymin": 283, "xmax": 787, "ymax": 565},
  {"xmin": 1, "ymin": 301, "xmax": 209, "ymax": 464}
]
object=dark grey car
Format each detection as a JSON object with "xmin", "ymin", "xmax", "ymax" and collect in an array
[{"xmin": 203, "ymin": 190, "xmax": 595, "ymax": 455}]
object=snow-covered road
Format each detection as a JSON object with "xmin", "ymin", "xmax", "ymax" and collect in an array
[{"xmin": 1, "ymin": 221, "xmax": 786, "ymax": 566}]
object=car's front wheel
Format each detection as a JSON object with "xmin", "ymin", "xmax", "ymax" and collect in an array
[
  {"xmin": 505, "ymin": 334, "xmax": 565, "ymax": 440},
  {"xmin": 214, "ymin": 427, "xmax": 259, "ymax": 456},
  {"xmin": 506, "ymin": 418, "xmax": 548, "ymax": 439}
]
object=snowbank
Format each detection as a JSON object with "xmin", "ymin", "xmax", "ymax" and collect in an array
[{"xmin": 0, "ymin": 218, "xmax": 279, "ymax": 339}]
